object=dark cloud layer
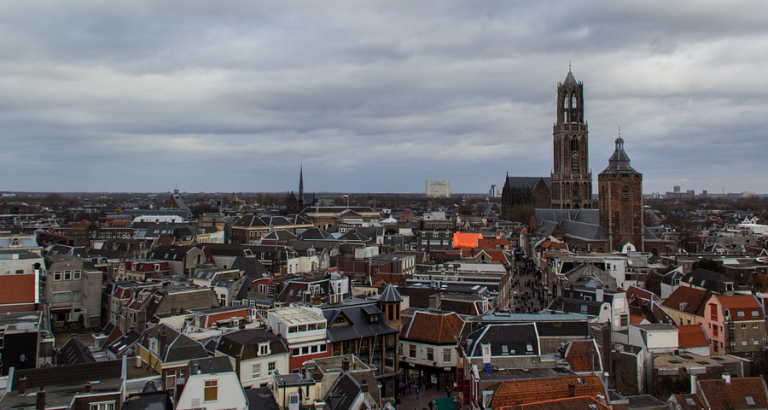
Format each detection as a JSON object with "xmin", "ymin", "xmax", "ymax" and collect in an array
[{"xmin": 1, "ymin": 0, "xmax": 767, "ymax": 194}]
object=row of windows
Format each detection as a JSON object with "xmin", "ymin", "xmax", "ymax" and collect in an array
[
  {"xmin": 292, "ymin": 344, "xmax": 327, "ymax": 356},
  {"xmin": 407, "ymin": 344, "xmax": 452, "ymax": 363},
  {"xmin": 52, "ymin": 270, "xmax": 82, "ymax": 281},
  {"xmin": 251, "ymin": 361, "xmax": 277, "ymax": 379},
  {"xmin": 52, "ymin": 291, "xmax": 81, "ymax": 303}
]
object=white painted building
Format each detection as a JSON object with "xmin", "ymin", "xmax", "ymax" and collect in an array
[{"xmin": 176, "ymin": 357, "xmax": 248, "ymax": 410}]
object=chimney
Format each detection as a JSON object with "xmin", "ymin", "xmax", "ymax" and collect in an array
[
  {"xmin": 722, "ymin": 373, "xmax": 731, "ymax": 384},
  {"xmin": 239, "ymin": 320, "xmax": 246, "ymax": 330},
  {"xmin": 342, "ymin": 356, "xmax": 350, "ymax": 372},
  {"xmin": 36, "ymin": 387, "xmax": 46, "ymax": 410},
  {"xmin": 84, "ymin": 381, "xmax": 92, "ymax": 393},
  {"xmin": 690, "ymin": 374, "xmax": 697, "ymax": 394},
  {"xmin": 568, "ymin": 383, "xmax": 575, "ymax": 397},
  {"xmin": 18, "ymin": 376, "xmax": 27, "ymax": 395}
]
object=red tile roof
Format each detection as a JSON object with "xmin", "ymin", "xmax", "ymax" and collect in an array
[
  {"xmin": 698, "ymin": 377, "xmax": 768, "ymax": 410},
  {"xmin": 714, "ymin": 294, "xmax": 763, "ymax": 321},
  {"xmin": 490, "ymin": 375, "xmax": 605, "ymax": 409},
  {"xmin": 564, "ymin": 340, "xmax": 601, "ymax": 373},
  {"xmin": 676, "ymin": 324, "xmax": 708, "ymax": 348},
  {"xmin": 401, "ymin": 311, "xmax": 464, "ymax": 344},
  {"xmin": 662, "ymin": 286, "xmax": 711, "ymax": 316},
  {"xmin": 502, "ymin": 396, "xmax": 611, "ymax": 410}
]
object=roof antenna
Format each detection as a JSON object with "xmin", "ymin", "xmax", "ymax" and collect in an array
[
  {"xmin": 569, "ymin": 61, "xmax": 572, "ymax": 72},
  {"xmin": 618, "ymin": 126, "xmax": 621, "ymax": 138}
]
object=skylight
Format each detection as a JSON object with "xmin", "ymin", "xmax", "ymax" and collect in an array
[{"xmin": 745, "ymin": 395, "xmax": 755, "ymax": 406}]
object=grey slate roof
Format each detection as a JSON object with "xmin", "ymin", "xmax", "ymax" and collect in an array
[
  {"xmin": 601, "ymin": 137, "xmax": 638, "ymax": 175},
  {"xmin": 107, "ymin": 329, "xmax": 141, "ymax": 356},
  {"xmin": 465, "ymin": 323, "xmax": 539, "ymax": 357},
  {"xmin": 535, "ymin": 208, "xmax": 600, "ymax": 225},
  {"xmin": 189, "ymin": 356, "xmax": 233, "ymax": 374},
  {"xmin": 379, "ymin": 284, "xmax": 402, "ymax": 303},
  {"xmin": 323, "ymin": 304, "xmax": 398, "ymax": 343},
  {"xmin": 217, "ymin": 329, "xmax": 288, "ymax": 360},
  {"xmin": 247, "ymin": 387, "xmax": 280, "ymax": 410},
  {"xmin": 56, "ymin": 336, "xmax": 97, "ymax": 365},
  {"xmin": 505, "ymin": 176, "xmax": 551, "ymax": 189},
  {"xmin": 327, "ymin": 372, "xmax": 362, "ymax": 410}
]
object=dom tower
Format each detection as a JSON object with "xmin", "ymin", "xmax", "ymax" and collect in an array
[{"xmin": 551, "ymin": 69, "xmax": 592, "ymax": 209}]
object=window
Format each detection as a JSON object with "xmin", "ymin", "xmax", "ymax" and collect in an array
[
  {"xmin": 166, "ymin": 369, "xmax": 177, "ymax": 387},
  {"xmin": 52, "ymin": 292, "xmax": 71, "ymax": 303},
  {"xmin": 409, "ymin": 345, "xmax": 416, "ymax": 358},
  {"xmin": 742, "ymin": 324, "xmax": 748, "ymax": 329},
  {"xmin": 293, "ymin": 348, "xmax": 300, "ymax": 356},
  {"xmin": 443, "ymin": 348, "xmax": 451, "ymax": 363},
  {"xmin": 737, "ymin": 311, "xmax": 746, "ymax": 317},
  {"xmin": 252, "ymin": 363, "xmax": 261, "ymax": 379},
  {"xmin": 746, "ymin": 396, "xmax": 755, "ymax": 406},
  {"xmin": 73, "ymin": 270, "xmax": 82, "ymax": 280},
  {"xmin": 754, "ymin": 340, "xmax": 760, "ymax": 345},
  {"xmin": 268, "ymin": 361, "xmax": 276, "ymax": 375},
  {"xmin": 73, "ymin": 291, "xmax": 81, "ymax": 302},
  {"xmin": 63, "ymin": 271, "xmax": 72, "ymax": 280},
  {"xmin": 90, "ymin": 402, "xmax": 116, "ymax": 410},
  {"xmin": 427, "ymin": 348, "xmax": 434, "ymax": 362},
  {"xmin": 259, "ymin": 343, "xmax": 270, "ymax": 356},
  {"xmin": 204, "ymin": 380, "xmax": 218, "ymax": 401},
  {"xmin": 742, "ymin": 340, "xmax": 748, "ymax": 346},
  {"xmin": 752, "ymin": 310, "xmax": 759, "ymax": 316},
  {"xmin": 319, "ymin": 345, "xmax": 327, "ymax": 352},
  {"xmin": 754, "ymin": 324, "xmax": 760, "ymax": 329},
  {"xmin": 53, "ymin": 271, "xmax": 62, "ymax": 281}
]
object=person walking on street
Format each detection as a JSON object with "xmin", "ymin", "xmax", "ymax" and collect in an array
[{"xmin": 416, "ymin": 388, "xmax": 420, "ymax": 400}]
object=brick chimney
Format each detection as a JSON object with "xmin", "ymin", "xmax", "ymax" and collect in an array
[
  {"xmin": 36, "ymin": 387, "xmax": 46, "ymax": 410},
  {"xmin": 84, "ymin": 381, "xmax": 92, "ymax": 393},
  {"xmin": 342, "ymin": 356, "xmax": 350, "ymax": 372},
  {"xmin": 18, "ymin": 376, "xmax": 27, "ymax": 395},
  {"xmin": 568, "ymin": 383, "xmax": 575, "ymax": 397}
]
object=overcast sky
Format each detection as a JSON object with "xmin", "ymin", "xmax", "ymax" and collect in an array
[{"xmin": 1, "ymin": 1, "xmax": 767, "ymax": 195}]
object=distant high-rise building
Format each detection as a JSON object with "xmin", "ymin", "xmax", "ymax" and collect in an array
[
  {"xmin": 551, "ymin": 69, "xmax": 592, "ymax": 209},
  {"xmin": 426, "ymin": 180, "xmax": 450, "ymax": 198}
]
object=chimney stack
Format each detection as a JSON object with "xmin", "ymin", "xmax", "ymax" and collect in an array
[
  {"xmin": 568, "ymin": 383, "xmax": 575, "ymax": 397},
  {"xmin": 691, "ymin": 374, "xmax": 697, "ymax": 394},
  {"xmin": 723, "ymin": 373, "xmax": 731, "ymax": 384},
  {"xmin": 36, "ymin": 387, "xmax": 46, "ymax": 410},
  {"xmin": 342, "ymin": 356, "xmax": 350, "ymax": 372},
  {"xmin": 84, "ymin": 381, "xmax": 92, "ymax": 393},
  {"xmin": 18, "ymin": 376, "xmax": 27, "ymax": 395}
]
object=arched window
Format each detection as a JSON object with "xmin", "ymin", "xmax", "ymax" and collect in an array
[
  {"xmin": 571, "ymin": 138, "xmax": 580, "ymax": 173},
  {"xmin": 564, "ymin": 96, "xmax": 568, "ymax": 108},
  {"xmin": 622, "ymin": 186, "xmax": 630, "ymax": 200},
  {"xmin": 571, "ymin": 94, "xmax": 577, "ymax": 109}
]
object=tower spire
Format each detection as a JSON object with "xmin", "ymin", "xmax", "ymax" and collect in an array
[{"xmin": 299, "ymin": 165, "xmax": 304, "ymax": 208}]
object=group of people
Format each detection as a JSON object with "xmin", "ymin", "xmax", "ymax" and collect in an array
[{"xmin": 513, "ymin": 257, "xmax": 547, "ymax": 313}]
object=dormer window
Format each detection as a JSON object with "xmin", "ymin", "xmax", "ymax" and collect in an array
[
  {"xmin": 259, "ymin": 342, "xmax": 270, "ymax": 356},
  {"xmin": 370, "ymin": 314, "xmax": 379, "ymax": 324}
]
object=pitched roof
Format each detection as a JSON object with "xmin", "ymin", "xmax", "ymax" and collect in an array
[
  {"xmin": 713, "ymin": 294, "xmax": 763, "ymax": 321},
  {"xmin": 379, "ymin": 284, "xmax": 402, "ymax": 303},
  {"xmin": 401, "ymin": 311, "xmax": 465, "ymax": 344},
  {"xmin": 662, "ymin": 286, "xmax": 711, "ymax": 316},
  {"xmin": 563, "ymin": 340, "xmax": 601, "ymax": 373},
  {"xmin": 465, "ymin": 323, "xmax": 539, "ymax": 357},
  {"xmin": 676, "ymin": 325, "xmax": 708, "ymax": 348},
  {"xmin": 698, "ymin": 377, "xmax": 768, "ymax": 410},
  {"xmin": 490, "ymin": 375, "xmax": 605, "ymax": 409},
  {"xmin": 56, "ymin": 336, "xmax": 97, "ymax": 365},
  {"xmin": 504, "ymin": 396, "xmax": 611, "ymax": 410}
]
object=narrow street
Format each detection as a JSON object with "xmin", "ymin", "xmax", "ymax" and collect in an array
[{"xmin": 512, "ymin": 257, "xmax": 546, "ymax": 313}]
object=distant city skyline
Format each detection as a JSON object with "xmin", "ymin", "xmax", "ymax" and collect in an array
[{"xmin": 1, "ymin": 1, "xmax": 766, "ymax": 195}]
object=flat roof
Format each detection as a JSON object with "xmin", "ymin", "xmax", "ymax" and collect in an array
[{"xmin": 269, "ymin": 307, "xmax": 324, "ymax": 325}]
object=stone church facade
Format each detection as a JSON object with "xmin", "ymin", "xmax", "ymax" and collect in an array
[{"xmin": 598, "ymin": 137, "xmax": 644, "ymax": 251}]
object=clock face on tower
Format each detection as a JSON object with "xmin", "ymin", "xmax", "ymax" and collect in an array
[{"xmin": 572, "ymin": 151, "xmax": 579, "ymax": 158}]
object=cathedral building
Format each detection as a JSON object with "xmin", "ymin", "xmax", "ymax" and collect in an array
[
  {"xmin": 598, "ymin": 136, "xmax": 644, "ymax": 252},
  {"xmin": 550, "ymin": 69, "xmax": 592, "ymax": 209}
]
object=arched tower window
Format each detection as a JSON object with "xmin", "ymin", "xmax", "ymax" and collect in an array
[
  {"xmin": 563, "ymin": 96, "xmax": 568, "ymax": 108},
  {"xmin": 571, "ymin": 138, "xmax": 580, "ymax": 173},
  {"xmin": 571, "ymin": 94, "xmax": 577, "ymax": 109},
  {"xmin": 622, "ymin": 186, "xmax": 630, "ymax": 200}
]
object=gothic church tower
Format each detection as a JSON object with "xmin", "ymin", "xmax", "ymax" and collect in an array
[
  {"xmin": 598, "ymin": 136, "xmax": 643, "ymax": 251},
  {"xmin": 551, "ymin": 69, "xmax": 592, "ymax": 209}
]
